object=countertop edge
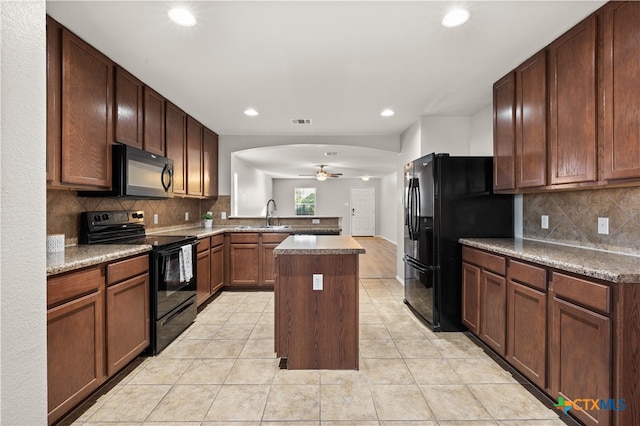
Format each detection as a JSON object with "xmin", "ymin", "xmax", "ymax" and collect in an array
[
  {"xmin": 459, "ymin": 238, "xmax": 640, "ymax": 283},
  {"xmin": 47, "ymin": 245, "xmax": 152, "ymax": 276}
]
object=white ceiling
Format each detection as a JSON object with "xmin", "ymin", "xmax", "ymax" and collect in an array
[{"xmin": 46, "ymin": 0, "xmax": 606, "ymax": 179}]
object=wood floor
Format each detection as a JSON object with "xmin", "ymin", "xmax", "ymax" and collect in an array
[{"xmin": 354, "ymin": 236, "xmax": 397, "ymax": 279}]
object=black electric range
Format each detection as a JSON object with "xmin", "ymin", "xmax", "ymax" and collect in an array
[{"xmin": 80, "ymin": 210, "xmax": 198, "ymax": 355}]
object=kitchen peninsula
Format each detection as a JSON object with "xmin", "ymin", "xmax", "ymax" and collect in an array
[{"xmin": 274, "ymin": 235, "xmax": 365, "ymax": 370}]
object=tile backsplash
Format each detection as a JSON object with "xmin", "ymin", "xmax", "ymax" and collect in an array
[
  {"xmin": 523, "ymin": 187, "xmax": 640, "ymax": 255},
  {"xmin": 47, "ymin": 189, "xmax": 223, "ymax": 245}
]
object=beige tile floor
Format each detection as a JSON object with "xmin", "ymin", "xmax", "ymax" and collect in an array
[{"xmin": 70, "ymin": 277, "xmax": 568, "ymax": 426}]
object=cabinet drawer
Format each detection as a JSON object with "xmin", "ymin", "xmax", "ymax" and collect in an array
[
  {"xmin": 552, "ymin": 272, "xmax": 610, "ymax": 313},
  {"xmin": 262, "ymin": 233, "xmax": 290, "ymax": 244},
  {"xmin": 107, "ymin": 255, "xmax": 148, "ymax": 285},
  {"xmin": 197, "ymin": 237, "xmax": 210, "ymax": 253},
  {"xmin": 230, "ymin": 233, "xmax": 259, "ymax": 243},
  {"xmin": 462, "ymin": 246, "xmax": 506, "ymax": 275},
  {"xmin": 509, "ymin": 260, "xmax": 547, "ymax": 291},
  {"xmin": 48, "ymin": 266, "xmax": 103, "ymax": 307},
  {"xmin": 211, "ymin": 234, "xmax": 224, "ymax": 247}
]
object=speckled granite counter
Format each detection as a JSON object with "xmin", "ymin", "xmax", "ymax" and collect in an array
[
  {"xmin": 459, "ymin": 238, "xmax": 640, "ymax": 283},
  {"xmin": 149, "ymin": 225, "xmax": 341, "ymax": 239},
  {"xmin": 274, "ymin": 235, "xmax": 365, "ymax": 255},
  {"xmin": 46, "ymin": 244, "xmax": 152, "ymax": 276}
]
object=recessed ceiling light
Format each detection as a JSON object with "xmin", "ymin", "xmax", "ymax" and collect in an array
[
  {"xmin": 244, "ymin": 108, "xmax": 259, "ymax": 117},
  {"xmin": 381, "ymin": 109, "xmax": 395, "ymax": 117},
  {"xmin": 361, "ymin": 176, "xmax": 370, "ymax": 181},
  {"xmin": 324, "ymin": 152, "xmax": 339, "ymax": 157},
  {"xmin": 168, "ymin": 8, "xmax": 196, "ymax": 27},
  {"xmin": 442, "ymin": 8, "xmax": 470, "ymax": 28}
]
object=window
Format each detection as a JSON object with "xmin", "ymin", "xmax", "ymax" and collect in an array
[{"xmin": 295, "ymin": 187, "xmax": 316, "ymax": 215}]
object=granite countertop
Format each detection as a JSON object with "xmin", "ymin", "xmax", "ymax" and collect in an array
[
  {"xmin": 46, "ymin": 244, "xmax": 152, "ymax": 276},
  {"xmin": 274, "ymin": 235, "xmax": 365, "ymax": 255},
  {"xmin": 149, "ymin": 225, "xmax": 341, "ymax": 239},
  {"xmin": 459, "ymin": 238, "xmax": 640, "ymax": 283}
]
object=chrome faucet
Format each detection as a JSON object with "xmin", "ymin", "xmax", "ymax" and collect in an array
[{"xmin": 266, "ymin": 199, "xmax": 277, "ymax": 226}]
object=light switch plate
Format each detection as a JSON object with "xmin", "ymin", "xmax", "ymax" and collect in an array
[
  {"xmin": 598, "ymin": 217, "xmax": 609, "ymax": 235},
  {"xmin": 312, "ymin": 219, "xmax": 320, "ymax": 224},
  {"xmin": 185, "ymin": 212, "xmax": 189, "ymax": 221},
  {"xmin": 313, "ymin": 274, "xmax": 323, "ymax": 290},
  {"xmin": 221, "ymin": 212, "xmax": 227, "ymax": 220},
  {"xmin": 541, "ymin": 215, "xmax": 549, "ymax": 229},
  {"xmin": 153, "ymin": 213, "xmax": 159, "ymax": 224}
]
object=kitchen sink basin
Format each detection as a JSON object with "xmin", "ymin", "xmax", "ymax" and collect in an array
[{"xmin": 235, "ymin": 225, "xmax": 291, "ymax": 230}]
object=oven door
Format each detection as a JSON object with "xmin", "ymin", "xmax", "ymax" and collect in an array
[{"xmin": 154, "ymin": 243, "xmax": 197, "ymax": 319}]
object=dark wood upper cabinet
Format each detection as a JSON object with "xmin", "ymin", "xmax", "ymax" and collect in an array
[
  {"xmin": 114, "ymin": 66, "xmax": 143, "ymax": 149},
  {"xmin": 186, "ymin": 116, "xmax": 203, "ymax": 196},
  {"xmin": 601, "ymin": 1, "xmax": 640, "ymax": 181},
  {"xmin": 203, "ymin": 127, "xmax": 219, "ymax": 198},
  {"xmin": 165, "ymin": 101, "xmax": 187, "ymax": 195},
  {"xmin": 46, "ymin": 16, "xmax": 62, "ymax": 184},
  {"xmin": 493, "ymin": 72, "xmax": 516, "ymax": 191},
  {"xmin": 548, "ymin": 15, "xmax": 598, "ymax": 185},
  {"xmin": 516, "ymin": 51, "xmax": 547, "ymax": 188},
  {"xmin": 60, "ymin": 28, "xmax": 113, "ymax": 188},
  {"xmin": 143, "ymin": 87, "xmax": 165, "ymax": 156}
]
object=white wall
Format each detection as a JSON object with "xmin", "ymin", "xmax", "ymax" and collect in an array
[
  {"xmin": 468, "ymin": 104, "xmax": 493, "ymax": 156},
  {"xmin": 421, "ymin": 116, "xmax": 471, "ymax": 155},
  {"xmin": 231, "ymin": 155, "xmax": 273, "ymax": 216},
  {"xmin": 272, "ymin": 178, "xmax": 381, "ymax": 236},
  {"xmin": 1, "ymin": 2, "xmax": 48, "ymax": 423},
  {"xmin": 219, "ymin": 134, "xmax": 400, "ymax": 195},
  {"xmin": 379, "ymin": 172, "xmax": 397, "ymax": 243}
]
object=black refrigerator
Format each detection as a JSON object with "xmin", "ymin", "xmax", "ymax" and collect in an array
[{"xmin": 404, "ymin": 153, "xmax": 513, "ymax": 332}]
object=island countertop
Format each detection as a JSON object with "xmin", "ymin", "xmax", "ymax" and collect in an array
[{"xmin": 274, "ymin": 235, "xmax": 365, "ymax": 255}]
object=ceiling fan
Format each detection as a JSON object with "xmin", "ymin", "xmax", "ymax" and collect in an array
[{"xmin": 299, "ymin": 165, "xmax": 343, "ymax": 181}]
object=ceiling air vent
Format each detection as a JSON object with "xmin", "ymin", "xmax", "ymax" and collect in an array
[{"xmin": 290, "ymin": 118, "xmax": 312, "ymax": 125}]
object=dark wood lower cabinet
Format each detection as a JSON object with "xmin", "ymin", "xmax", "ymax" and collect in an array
[
  {"xmin": 229, "ymin": 243, "xmax": 260, "ymax": 285},
  {"xmin": 197, "ymin": 239, "xmax": 212, "ymax": 306},
  {"xmin": 480, "ymin": 270, "xmax": 507, "ymax": 356},
  {"xmin": 461, "ymin": 262, "xmax": 481, "ymax": 334},
  {"xmin": 210, "ymin": 243, "xmax": 224, "ymax": 294},
  {"xmin": 106, "ymin": 273, "xmax": 149, "ymax": 376},
  {"xmin": 551, "ymin": 297, "xmax": 611, "ymax": 426},
  {"xmin": 47, "ymin": 289, "xmax": 104, "ymax": 425},
  {"xmin": 507, "ymin": 280, "xmax": 546, "ymax": 388}
]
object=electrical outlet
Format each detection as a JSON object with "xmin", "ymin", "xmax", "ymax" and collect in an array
[
  {"xmin": 153, "ymin": 213, "xmax": 158, "ymax": 224},
  {"xmin": 312, "ymin": 219, "xmax": 320, "ymax": 224},
  {"xmin": 221, "ymin": 212, "xmax": 227, "ymax": 220},
  {"xmin": 313, "ymin": 274, "xmax": 323, "ymax": 291},
  {"xmin": 185, "ymin": 212, "xmax": 189, "ymax": 221},
  {"xmin": 541, "ymin": 215, "xmax": 549, "ymax": 229},
  {"xmin": 598, "ymin": 217, "xmax": 609, "ymax": 235}
]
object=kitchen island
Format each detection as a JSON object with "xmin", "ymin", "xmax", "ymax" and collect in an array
[{"xmin": 274, "ymin": 235, "xmax": 365, "ymax": 370}]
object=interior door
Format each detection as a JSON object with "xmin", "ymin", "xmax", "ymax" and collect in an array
[{"xmin": 350, "ymin": 187, "xmax": 375, "ymax": 236}]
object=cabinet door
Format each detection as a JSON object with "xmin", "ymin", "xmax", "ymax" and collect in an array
[
  {"xmin": 461, "ymin": 262, "xmax": 481, "ymax": 334},
  {"xmin": 106, "ymin": 274, "xmax": 149, "ymax": 377},
  {"xmin": 551, "ymin": 297, "xmax": 611, "ymax": 426},
  {"xmin": 114, "ymin": 67, "xmax": 143, "ymax": 149},
  {"xmin": 480, "ymin": 270, "xmax": 507, "ymax": 356},
  {"xmin": 211, "ymin": 244, "xmax": 224, "ymax": 294},
  {"xmin": 261, "ymin": 243, "xmax": 279, "ymax": 285},
  {"xmin": 47, "ymin": 291, "xmax": 104, "ymax": 425},
  {"xmin": 61, "ymin": 29, "xmax": 113, "ymax": 188},
  {"xmin": 516, "ymin": 51, "xmax": 547, "ymax": 188},
  {"xmin": 46, "ymin": 16, "xmax": 62, "ymax": 184},
  {"xmin": 196, "ymin": 248, "xmax": 211, "ymax": 306},
  {"xmin": 229, "ymin": 243, "xmax": 260, "ymax": 285},
  {"xmin": 165, "ymin": 102, "xmax": 186, "ymax": 195},
  {"xmin": 507, "ymin": 280, "xmax": 546, "ymax": 388},
  {"xmin": 493, "ymin": 72, "xmax": 516, "ymax": 191},
  {"xmin": 548, "ymin": 16, "xmax": 598, "ymax": 185},
  {"xmin": 186, "ymin": 116, "xmax": 203, "ymax": 196},
  {"xmin": 143, "ymin": 87, "xmax": 165, "ymax": 156},
  {"xmin": 203, "ymin": 127, "xmax": 219, "ymax": 198},
  {"xmin": 601, "ymin": 1, "xmax": 640, "ymax": 180}
]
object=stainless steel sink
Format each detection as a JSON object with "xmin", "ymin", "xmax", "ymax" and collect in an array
[{"xmin": 235, "ymin": 225, "xmax": 291, "ymax": 230}]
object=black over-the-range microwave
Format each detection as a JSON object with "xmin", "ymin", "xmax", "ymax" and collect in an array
[{"xmin": 80, "ymin": 144, "xmax": 174, "ymax": 199}]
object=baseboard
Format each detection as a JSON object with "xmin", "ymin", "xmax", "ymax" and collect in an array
[{"xmin": 396, "ymin": 275, "xmax": 404, "ymax": 285}]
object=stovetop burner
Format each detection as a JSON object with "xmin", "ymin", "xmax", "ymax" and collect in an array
[{"xmin": 80, "ymin": 210, "xmax": 196, "ymax": 248}]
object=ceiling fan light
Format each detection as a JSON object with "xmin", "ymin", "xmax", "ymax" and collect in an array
[{"xmin": 316, "ymin": 174, "xmax": 327, "ymax": 181}]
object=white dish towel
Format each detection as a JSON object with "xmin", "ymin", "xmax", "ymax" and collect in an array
[{"xmin": 179, "ymin": 244, "xmax": 193, "ymax": 282}]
